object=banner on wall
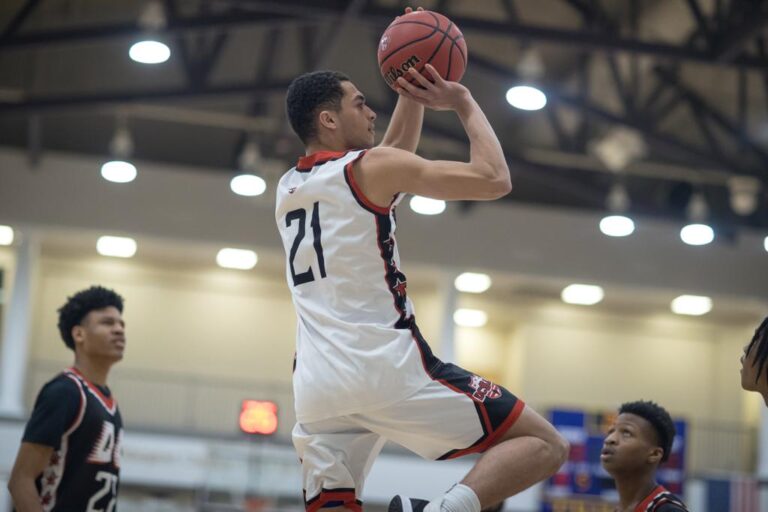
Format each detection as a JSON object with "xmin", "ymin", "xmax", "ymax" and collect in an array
[{"xmin": 541, "ymin": 409, "xmax": 686, "ymax": 512}]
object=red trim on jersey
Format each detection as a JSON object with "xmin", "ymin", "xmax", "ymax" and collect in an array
[
  {"xmin": 62, "ymin": 373, "xmax": 87, "ymax": 434},
  {"xmin": 443, "ymin": 398, "xmax": 525, "ymax": 460},
  {"xmin": 66, "ymin": 367, "xmax": 116, "ymax": 412},
  {"xmin": 409, "ymin": 327, "xmax": 431, "ymax": 374},
  {"xmin": 305, "ymin": 490, "xmax": 362, "ymax": 512},
  {"xmin": 407, "ymin": 325, "xmax": 526, "ymax": 459},
  {"xmin": 296, "ymin": 151, "xmax": 349, "ymax": 171},
  {"xmin": 344, "ymin": 153, "xmax": 390, "ymax": 215},
  {"xmin": 375, "ymin": 216, "xmax": 409, "ymax": 320},
  {"xmin": 635, "ymin": 485, "xmax": 667, "ymax": 512}
]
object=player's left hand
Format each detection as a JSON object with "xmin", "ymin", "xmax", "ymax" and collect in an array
[
  {"xmin": 399, "ymin": 6, "xmax": 424, "ymax": 17},
  {"xmin": 395, "ymin": 64, "xmax": 469, "ymax": 112}
]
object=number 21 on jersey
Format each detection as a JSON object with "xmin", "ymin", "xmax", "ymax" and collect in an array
[{"xmin": 286, "ymin": 201, "xmax": 326, "ymax": 286}]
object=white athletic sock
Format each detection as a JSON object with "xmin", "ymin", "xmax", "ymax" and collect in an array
[{"xmin": 423, "ymin": 484, "xmax": 481, "ymax": 512}]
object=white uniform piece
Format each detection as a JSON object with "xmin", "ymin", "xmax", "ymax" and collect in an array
[
  {"xmin": 276, "ymin": 150, "xmax": 524, "ymax": 511},
  {"xmin": 276, "ymin": 149, "xmax": 432, "ymax": 424}
]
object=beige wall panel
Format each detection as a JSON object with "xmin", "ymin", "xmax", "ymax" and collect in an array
[{"xmin": 30, "ymin": 256, "xmax": 297, "ymax": 383}]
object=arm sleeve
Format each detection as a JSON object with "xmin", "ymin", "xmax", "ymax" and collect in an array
[{"xmin": 22, "ymin": 376, "xmax": 82, "ymax": 448}]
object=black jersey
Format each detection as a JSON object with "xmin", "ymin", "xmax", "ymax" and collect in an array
[
  {"xmin": 22, "ymin": 367, "xmax": 123, "ymax": 512},
  {"xmin": 628, "ymin": 485, "xmax": 688, "ymax": 512}
]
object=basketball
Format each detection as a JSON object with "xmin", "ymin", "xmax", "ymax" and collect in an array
[{"xmin": 377, "ymin": 10, "xmax": 467, "ymax": 90}]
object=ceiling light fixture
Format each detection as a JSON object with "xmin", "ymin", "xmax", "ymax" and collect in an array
[
  {"xmin": 454, "ymin": 272, "xmax": 492, "ymax": 294},
  {"xmin": 410, "ymin": 195, "xmax": 446, "ymax": 215},
  {"xmin": 216, "ymin": 248, "xmax": 258, "ymax": 270},
  {"xmin": 96, "ymin": 236, "xmax": 137, "ymax": 258},
  {"xmin": 671, "ymin": 295, "xmax": 712, "ymax": 316},
  {"xmin": 561, "ymin": 284, "xmax": 604, "ymax": 306},
  {"xmin": 129, "ymin": 40, "xmax": 171, "ymax": 64},
  {"xmin": 102, "ymin": 121, "xmax": 137, "ymax": 183},
  {"xmin": 231, "ymin": 140, "xmax": 267, "ymax": 197},
  {"xmin": 507, "ymin": 48, "xmax": 547, "ymax": 111},
  {"xmin": 0, "ymin": 225, "xmax": 14, "ymax": 246},
  {"xmin": 231, "ymin": 174, "xmax": 266, "ymax": 197},
  {"xmin": 130, "ymin": 1, "xmax": 170, "ymax": 64},
  {"xmin": 680, "ymin": 192, "xmax": 714, "ymax": 246},
  {"xmin": 599, "ymin": 183, "xmax": 635, "ymax": 237},
  {"xmin": 506, "ymin": 85, "xmax": 547, "ymax": 111},
  {"xmin": 453, "ymin": 308, "xmax": 488, "ymax": 328}
]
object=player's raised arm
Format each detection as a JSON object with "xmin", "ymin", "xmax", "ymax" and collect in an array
[
  {"xmin": 377, "ymin": 94, "xmax": 424, "ymax": 153},
  {"xmin": 377, "ymin": 7, "xmax": 425, "ymax": 153},
  {"xmin": 356, "ymin": 64, "xmax": 511, "ymax": 205}
]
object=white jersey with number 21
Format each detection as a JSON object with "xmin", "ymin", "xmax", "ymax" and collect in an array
[{"xmin": 275, "ymin": 149, "xmax": 432, "ymax": 423}]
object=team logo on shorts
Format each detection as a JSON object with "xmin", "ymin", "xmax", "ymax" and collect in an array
[
  {"xmin": 379, "ymin": 35, "xmax": 390, "ymax": 52},
  {"xmin": 468, "ymin": 375, "xmax": 501, "ymax": 402}
]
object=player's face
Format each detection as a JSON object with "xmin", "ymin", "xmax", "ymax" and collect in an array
[
  {"xmin": 600, "ymin": 413, "xmax": 662, "ymax": 475},
  {"xmin": 337, "ymin": 81, "xmax": 376, "ymax": 149},
  {"xmin": 741, "ymin": 332, "xmax": 764, "ymax": 392},
  {"xmin": 74, "ymin": 306, "xmax": 126, "ymax": 362}
]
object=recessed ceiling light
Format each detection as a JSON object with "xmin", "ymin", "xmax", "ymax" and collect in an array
[
  {"xmin": 454, "ymin": 272, "xmax": 492, "ymax": 294},
  {"xmin": 453, "ymin": 308, "xmax": 488, "ymax": 328},
  {"xmin": 97, "ymin": 236, "xmax": 137, "ymax": 258},
  {"xmin": 671, "ymin": 295, "xmax": 712, "ymax": 316},
  {"xmin": 599, "ymin": 215, "xmax": 635, "ymax": 237},
  {"xmin": 230, "ymin": 174, "xmax": 267, "ymax": 197},
  {"xmin": 0, "ymin": 225, "xmax": 14, "ymax": 246},
  {"xmin": 129, "ymin": 40, "xmax": 170, "ymax": 64},
  {"xmin": 410, "ymin": 195, "xmax": 446, "ymax": 215},
  {"xmin": 561, "ymin": 284, "xmax": 604, "ymax": 306},
  {"xmin": 505, "ymin": 85, "xmax": 547, "ymax": 111},
  {"xmin": 101, "ymin": 160, "xmax": 137, "ymax": 183},
  {"xmin": 680, "ymin": 223, "xmax": 714, "ymax": 246},
  {"xmin": 216, "ymin": 248, "xmax": 258, "ymax": 270}
]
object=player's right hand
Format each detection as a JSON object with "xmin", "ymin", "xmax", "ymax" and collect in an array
[{"xmin": 395, "ymin": 64, "xmax": 470, "ymax": 112}]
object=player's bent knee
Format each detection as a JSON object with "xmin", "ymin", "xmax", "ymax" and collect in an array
[{"xmin": 546, "ymin": 432, "xmax": 570, "ymax": 473}]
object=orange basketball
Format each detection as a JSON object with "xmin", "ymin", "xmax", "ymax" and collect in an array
[{"xmin": 377, "ymin": 10, "xmax": 467, "ymax": 90}]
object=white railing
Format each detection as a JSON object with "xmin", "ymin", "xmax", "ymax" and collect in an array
[{"xmin": 27, "ymin": 361, "xmax": 296, "ymax": 439}]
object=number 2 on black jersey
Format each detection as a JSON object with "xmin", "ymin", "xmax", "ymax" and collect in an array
[{"xmin": 286, "ymin": 202, "xmax": 326, "ymax": 286}]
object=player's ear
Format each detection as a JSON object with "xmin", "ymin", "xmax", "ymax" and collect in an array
[
  {"xmin": 318, "ymin": 110, "xmax": 337, "ymax": 132},
  {"xmin": 647, "ymin": 446, "xmax": 663, "ymax": 465}
]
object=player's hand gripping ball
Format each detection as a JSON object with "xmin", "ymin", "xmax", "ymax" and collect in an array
[{"xmin": 377, "ymin": 10, "xmax": 467, "ymax": 91}]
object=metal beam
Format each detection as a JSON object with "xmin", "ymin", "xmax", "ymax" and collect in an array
[
  {"xmin": 1, "ymin": 0, "xmax": 43, "ymax": 39},
  {"xmin": 0, "ymin": 81, "xmax": 292, "ymax": 113},
  {"xmin": 713, "ymin": 1, "xmax": 768, "ymax": 61},
  {"xmin": 470, "ymin": 54, "xmax": 761, "ymax": 177},
  {"xmin": 654, "ymin": 66, "xmax": 768, "ymax": 168},
  {"xmin": 684, "ymin": 0, "xmax": 712, "ymax": 49},
  {"xmin": 2, "ymin": 3, "xmax": 768, "ymax": 70}
]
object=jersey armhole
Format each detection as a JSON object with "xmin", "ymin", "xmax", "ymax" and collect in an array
[
  {"xmin": 62, "ymin": 373, "xmax": 87, "ymax": 434},
  {"xmin": 343, "ymin": 150, "xmax": 392, "ymax": 215}
]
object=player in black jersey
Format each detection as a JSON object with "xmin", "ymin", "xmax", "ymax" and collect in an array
[
  {"xmin": 8, "ymin": 286, "xmax": 125, "ymax": 512},
  {"xmin": 741, "ymin": 316, "xmax": 768, "ymax": 406},
  {"xmin": 600, "ymin": 401, "xmax": 688, "ymax": 512}
]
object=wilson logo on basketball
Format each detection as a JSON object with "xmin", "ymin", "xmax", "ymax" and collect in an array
[
  {"xmin": 468, "ymin": 375, "xmax": 501, "ymax": 402},
  {"xmin": 379, "ymin": 34, "xmax": 390, "ymax": 52},
  {"xmin": 383, "ymin": 55, "xmax": 421, "ymax": 86}
]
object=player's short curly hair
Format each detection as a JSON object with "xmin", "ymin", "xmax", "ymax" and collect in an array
[
  {"xmin": 619, "ymin": 400, "xmax": 676, "ymax": 463},
  {"xmin": 286, "ymin": 70, "xmax": 350, "ymax": 144},
  {"xmin": 57, "ymin": 286, "xmax": 124, "ymax": 350},
  {"xmin": 746, "ymin": 316, "xmax": 768, "ymax": 384}
]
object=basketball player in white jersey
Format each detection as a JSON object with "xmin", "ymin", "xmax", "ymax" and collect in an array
[{"xmin": 277, "ymin": 59, "xmax": 569, "ymax": 512}]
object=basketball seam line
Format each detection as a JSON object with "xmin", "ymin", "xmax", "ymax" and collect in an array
[
  {"xmin": 378, "ymin": 25, "xmax": 440, "ymax": 66},
  {"xmin": 383, "ymin": 19, "xmax": 466, "ymax": 65}
]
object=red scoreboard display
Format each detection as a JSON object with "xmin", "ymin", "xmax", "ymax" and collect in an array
[{"xmin": 239, "ymin": 400, "xmax": 279, "ymax": 435}]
